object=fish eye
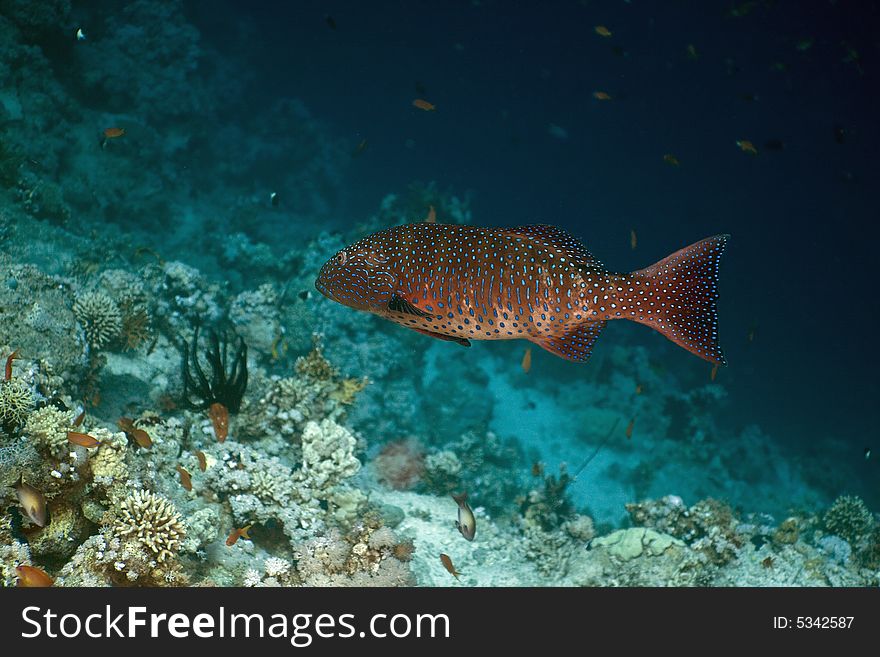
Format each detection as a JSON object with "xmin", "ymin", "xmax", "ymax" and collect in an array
[{"xmin": 336, "ymin": 251, "xmax": 348, "ymax": 265}]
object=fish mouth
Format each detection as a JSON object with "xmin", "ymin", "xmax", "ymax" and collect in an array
[{"xmin": 314, "ymin": 277, "xmax": 332, "ymax": 300}]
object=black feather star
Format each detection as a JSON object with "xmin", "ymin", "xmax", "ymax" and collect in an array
[{"xmin": 180, "ymin": 325, "xmax": 248, "ymax": 413}]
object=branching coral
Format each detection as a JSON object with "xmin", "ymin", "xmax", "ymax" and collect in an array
[
  {"xmin": 111, "ymin": 490, "xmax": 186, "ymax": 563},
  {"xmin": 23, "ymin": 405, "xmax": 74, "ymax": 454},
  {"xmin": 73, "ymin": 291, "xmax": 123, "ymax": 349},
  {"xmin": 0, "ymin": 378, "xmax": 35, "ymax": 431},
  {"xmin": 626, "ymin": 496, "xmax": 745, "ymax": 565},
  {"xmin": 294, "ymin": 522, "xmax": 414, "ymax": 586},
  {"xmin": 299, "ymin": 419, "xmax": 360, "ymax": 491}
]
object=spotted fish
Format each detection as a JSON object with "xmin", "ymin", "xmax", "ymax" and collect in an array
[{"xmin": 316, "ymin": 224, "xmax": 728, "ymax": 364}]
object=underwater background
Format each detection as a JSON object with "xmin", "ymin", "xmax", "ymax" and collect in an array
[{"xmin": 1, "ymin": 0, "xmax": 878, "ymax": 586}]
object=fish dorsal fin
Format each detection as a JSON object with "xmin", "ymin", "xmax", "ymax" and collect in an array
[
  {"xmin": 505, "ymin": 224, "xmax": 604, "ymax": 269},
  {"xmin": 530, "ymin": 320, "xmax": 606, "ymax": 362}
]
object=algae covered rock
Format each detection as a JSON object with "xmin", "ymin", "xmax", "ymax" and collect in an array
[{"xmin": 591, "ymin": 527, "xmax": 685, "ymax": 562}]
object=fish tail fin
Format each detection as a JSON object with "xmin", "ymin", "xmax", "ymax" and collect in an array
[{"xmin": 617, "ymin": 234, "xmax": 729, "ymax": 365}]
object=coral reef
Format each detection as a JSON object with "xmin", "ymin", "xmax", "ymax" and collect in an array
[
  {"xmin": 111, "ymin": 489, "xmax": 186, "ymax": 563},
  {"xmin": 73, "ymin": 291, "xmax": 123, "ymax": 349}
]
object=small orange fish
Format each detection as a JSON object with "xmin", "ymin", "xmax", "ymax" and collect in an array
[
  {"xmin": 635, "ymin": 383, "xmax": 643, "ymax": 395},
  {"xmin": 625, "ymin": 416, "xmax": 636, "ymax": 439},
  {"xmin": 72, "ymin": 408, "xmax": 86, "ymax": 427},
  {"xmin": 592, "ymin": 91, "xmax": 612, "ymax": 101},
  {"xmin": 521, "ymin": 347, "xmax": 532, "ymax": 373},
  {"xmin": 630, "ymin": 229, "xmax": 637, "ymax": 250},
  {"xmin": 195, "ymin": 449, "xmax": 207, "ymax": 472},
  {"xmin": 67, "ymin": 431, "xmax": 100, "ymax": 448},
  {"xmin": 663, "ymin": 153, "xmax": 680, "ymax": 166},
  {"xmin": 710, "ymin": 363, "xmax": 719, "ymax": 381},
  {"xmin": 16, "ymin": 565, "xmax": 53, "ymax": 587},
  {"xmin": 14, "ymin": 476, "xmax": 47, "ymax": 527},
  {"xmin": 103, "ymin": 127, "xmax": 125, "ymax": 139},
  {"xmin": 439, "ymin": 553, "xmax": 461, "ymax": 581},
  {"xmin": 118, "ymin": 417, "xmax": 152, "ymax": 448},
  {"xmin": 5, "ymin": 350, "xmax": 17, "ymax": 381},
  {"xmin": 424, "ymin": 205, "xmax": 437, "ymax": 223},
  {"xmin": 209, "ymin": 402, "xmax": 229, "ymax": 443},
  {"xmin": 131, "ymin": 428, "xmax": 152, "ymax": 448},
  {"xmin": 413, "ymin": 98, "xmax": 436, "ymax": 111},
  {"xmin": 226, "ymin": 525, "xmax": 252, "ymax": 546},
  {"xmin": 176, "ymin": 466, "xmax": 192, "ymax": 491},
  {"xmin": 594, "ymin": 25, "xmax": 612, "ymax": 37},
  {"xmin": 736, "ymin": 140, "xmax": 758, "ymax": 155}
]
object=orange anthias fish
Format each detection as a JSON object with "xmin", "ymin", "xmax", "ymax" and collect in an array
[
  {"xmin": 209, "ymin": 402, "xmax": 229, "ymax": 442},
  {"xmin": 521, "ymin": 347, "xmax": 532, "ymax": 373},
  {"xmin": 16, "ymin": 565, "xmax": 54, "ymax": 587},
  {"xmin": 592, "ymin": 91, "xmax": 612, "ymax": 101},
  {"xmin": 118, "ymin": 417, "xmax": 152, "ymax": 448},
  {"xmin": 67, "ymin": 431, "xmax": 100, "ymax": 448},
  {"xmin": 195, "ymin": 449, "xmax": 208, "ymax": 472},
  {"xmin": 412, "ymin": 99, "xmax": 436, "ymax": 111},
  {"xmin": 103, "ymin": 127, "xmax": 125, "ymax": 139},
  {"xmin": 630, "ymin": 229, "xmax": 638, "ymax": 250},
  {"xmin": 316, "ymin": 224, "xmax": 729, "ymax": 365},
  {"xmin": 663, "ymin": 153, "xmax": 680, "ymax": 166},
  {"xmin": 226, "ymin": 525, "xmax": 252, "ymax": 546},
  {"xmin": 176, "ymin": 465, "xmax": 193, "ymax": 491},
  {"xmin": 439, "ymin": 553, "xmax": 461, "ymax": 581},
  {"xmin": 594, "ymin": 25, "xmax": 612, "ymax": 37},
  {"xmin": 5, "ymin": 350, "xmax": 17, "ymax": 380},
  {"xmin": 424, "ymin": 205, "xmax": 437, "ymax": 223},
  {"xmin": 736, "ymin": 140, "xmax": 758, "ymax": 155}
]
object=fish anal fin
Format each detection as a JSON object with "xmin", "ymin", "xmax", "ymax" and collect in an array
[
  {"xmin": 530, "ymin": 320, "xmax": 606, "ymax": 362},
  {"xmin": 388, "ymin": 294, "xmax": 433, "ymax": 318},
  {"xmin": 411, "ymin": 327, "xmax": 471, "ymax": 347},
  {"xmin": 504, "ymin": 224, "xmax": 604, "ymax": 269}
]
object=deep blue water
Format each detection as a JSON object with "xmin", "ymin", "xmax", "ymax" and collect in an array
[
  {"xmin": 10, "ymin": 0, "xmax": 872, "ymax": 507},
  {"xmin": 186, "ymin": 1, "xmax": 878, "ymax": 487}
]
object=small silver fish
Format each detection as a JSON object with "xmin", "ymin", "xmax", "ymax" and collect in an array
[
  {"xmin": 452, "ymin": 492, "xmax": 476, "ymax": 541},
  {"xmin": 14, "ymin": 475, "xmax": 47, "ymax": 527},
  {"xmin": 865, "ymin": 447, "xmax": 871, "ymax": 461},
  {"xmin": 76, "ymin": 28, "xmax": 86, "ymax": 41}
]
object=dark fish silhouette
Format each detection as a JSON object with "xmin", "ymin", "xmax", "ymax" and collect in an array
[{"xmin": 316, "ymin": 224, "xmax": 728, "ymax": 364}]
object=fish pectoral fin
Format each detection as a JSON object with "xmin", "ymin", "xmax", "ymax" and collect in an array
[
  {"xmin": 388, "ymin": 294, "xmax": 433, "ymax": 318},
  {"xmin": 411, "ymin": 327, "xmax": 471, "ymax": 347},
  {"xmin": 531, "ymin": 320, "xmax": 606, "ymax": 362}
]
